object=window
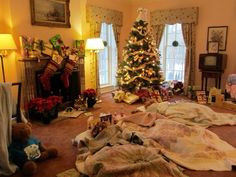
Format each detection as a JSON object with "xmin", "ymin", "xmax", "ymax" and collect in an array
[
  {"xmin": 159, "ymin": 24, "xmax": 186, "ymax": 82},
  {"xmin": 99, "ymin": 23, "xmax": 118, "ymax": 89}
]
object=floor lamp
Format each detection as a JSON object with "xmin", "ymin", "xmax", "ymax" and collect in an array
[
  {"xmin": 0, "ymin": 34, "xmax": 17, "ymax": 82},
  {"xmin": 85, "ymin": 38, "xmax": 104, "ymax": 101}
]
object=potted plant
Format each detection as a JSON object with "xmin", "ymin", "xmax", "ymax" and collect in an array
[
  {"xmin": 27, "ymin": 96, "xmax": 62, "ymax": 124},
  {"xmin": 83, "ymin": 88, "xmax": 97, "ymax": 108}
]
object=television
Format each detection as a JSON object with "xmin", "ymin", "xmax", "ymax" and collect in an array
[{"xmin": 199, "ymin": 53, "xmax": 227, "ymax": 72}]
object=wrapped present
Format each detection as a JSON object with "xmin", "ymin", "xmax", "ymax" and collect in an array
[
  {"xmin": 51, "ymin": 51, "xmax": 63, "ymax": 64},
  {"xmin": 42, "ymin": 43, "xmax": 53, "ymax": 56},
  {"xmin": 226, "ymin": 74, "xmax": 236, "ymax": 100},
  {"xmin": 113, "ymin": 90, "xmax": 126, "ymax": 103},
  {"xmin": 123, "ymin": 92, "xmax": 139, "ymax": 104},
  {"xmin": 49, "ymin": 34, "xmax": 64, "ymax": 55},
  {"xmin": 149, "ymin": 89, "xmax": 162, "ymax": 103},
  {"xmin": 136, "ymin": 89, "xmax": 150, "ymax": 102}
]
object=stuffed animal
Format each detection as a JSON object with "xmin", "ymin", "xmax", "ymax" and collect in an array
[{"xmin": 8, "ymin": 123, "xmax": 58, "ymax": 176}]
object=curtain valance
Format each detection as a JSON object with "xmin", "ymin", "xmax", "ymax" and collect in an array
[
  {"xmin": 150, "ymin": 7, "xmax": 198, "ymax": 25},
  {"xmin": 86, "ymin": 5, "xmax": 123, "ymax": 26}
]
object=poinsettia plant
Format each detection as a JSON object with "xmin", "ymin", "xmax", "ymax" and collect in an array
[
  {"xmin": 27, "ymin": 96, "xmax": 62, "ymax": 123},
  {"xmin": 27, "ymin": 96, "xmax": 62, "ymax": 113},
  {"xmin": 83, "ymin": 88, "xmax": 96, "ymax": 99}
]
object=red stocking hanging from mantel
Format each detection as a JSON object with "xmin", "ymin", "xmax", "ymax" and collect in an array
[
  {"xmin": 39, "ymin": 59, "xmax": 59, "ymax": 91},
  {"xmin": 60, "ymin": 59, "xmax": 76, "ymax": 88}
]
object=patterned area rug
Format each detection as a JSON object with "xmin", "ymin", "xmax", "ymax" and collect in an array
[{"xmin": 56, "ymin": 168, "xmax": 80, "ymax": 177}]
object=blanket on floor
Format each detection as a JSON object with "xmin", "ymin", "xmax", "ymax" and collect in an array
[
  {"xmin": 75, "ymin": 112, "xmax": 236, "ymax": 176},
  {"xmin": 0, "ymin": 83, "xmax": 17, "ymax": 175},
  {"xmin": 146, "ymin": 101, "xmax": 236, "ymax": 127}
]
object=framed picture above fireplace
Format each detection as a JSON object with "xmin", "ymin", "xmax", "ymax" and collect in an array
[{"xmin": 30, "ymin": 0, "xmax": 71, "ymax": 28}]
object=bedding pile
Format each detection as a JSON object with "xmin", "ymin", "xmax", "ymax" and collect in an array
[
  {"xmin": 145, "ymin": 101, "xmax": 236, "ymax": 127},
  {"xmin": 74, "ymin": 102, "xmax": 236, "ymax": 177}
]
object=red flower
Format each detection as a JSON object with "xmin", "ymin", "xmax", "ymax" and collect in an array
[
  {"xmin": 83, "ymin": 88, "xmax": 96, "ymax": 99},
  {"xmin": 27, "ymin": 96, "xmax": 62, "ymax": 113}
]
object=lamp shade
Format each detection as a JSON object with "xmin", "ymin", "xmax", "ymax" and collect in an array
[
  {"xmin": 0, "ymin": 34, "xmax": 17, "ymax": 50},
  {"xmin": 85, "ymin": 38, "xmax": 104, "ymax": 50}
]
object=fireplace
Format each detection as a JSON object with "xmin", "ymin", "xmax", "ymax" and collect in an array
[
  {"xmin": 35, "ymin": 69, "xmax": 81, "ymax": 103},
  {"xmin": 18, "ymin": 57, "xmax": 84, "ymax": 108}
]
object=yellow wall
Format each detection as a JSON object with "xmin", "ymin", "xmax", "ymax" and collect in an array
[{"xmin": 2, "ymin": 0, "xmax": 236, "ymax": 90}]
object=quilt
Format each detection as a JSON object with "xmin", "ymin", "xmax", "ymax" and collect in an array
[
  {"xmin": 75, "ymin": 108, "xmax": 236, "ymax": 177},
  {"xmin": 145, "ymin": 101, "xmax": 236, "ymax": 127}
]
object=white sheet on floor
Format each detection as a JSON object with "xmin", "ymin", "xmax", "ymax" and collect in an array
[{"xmin": 146, "ymin": 101, "xmax": 236, "ymax": 127}]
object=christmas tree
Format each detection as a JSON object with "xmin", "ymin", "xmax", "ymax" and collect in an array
[{"xmin": 116, "ymin": 8, "xmax": 163, "ymax": 92}]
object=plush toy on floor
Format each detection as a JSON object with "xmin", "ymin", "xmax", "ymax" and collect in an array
[{"xmin": 8, "ymin": 123, "xmax": 58, "ymax": 176}]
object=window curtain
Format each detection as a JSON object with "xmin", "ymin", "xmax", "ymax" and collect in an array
[
  {"xmin": 151, "ymin": 24, "xmax": 165, "ymax": 48},
  {"xmin": 86, "ymin": 5, "xmax": 123, "ymax": 88},
  {"xmin": 182, "ymin": 23, "xmax": 196, "ymax": 92},
  {"xmin": 86, "ymin": 5, "xmax": 123, "ymax": 47},
  {"xmin": 150, "ymin": 7, "xmax": 198, "ymax": 91}
]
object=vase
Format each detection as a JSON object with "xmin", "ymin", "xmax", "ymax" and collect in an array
[{"xmin": 87, "ymin": 97, "xmax": 96, "ymax": 108}]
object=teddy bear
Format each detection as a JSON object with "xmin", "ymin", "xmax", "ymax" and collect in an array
[{"xmin": 8, "ymin": 123, "xmax": 58, "ymax": 176}]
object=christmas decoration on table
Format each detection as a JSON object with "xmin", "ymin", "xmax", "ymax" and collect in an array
[{"xmin": 116, "ymin": 8, "xmax": 163, "ymax": 93}]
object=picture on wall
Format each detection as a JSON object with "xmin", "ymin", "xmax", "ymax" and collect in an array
[
  {"xmin": 30, "ymin": 0, "xmax": 71, "ymax": 28},
  {"xmin": 207, "ymin": 26, "xmax": 228, "ymax": 51},
  {"xmin": 208, "ymin": 41, "xmax": 219, "ymax": 54}
]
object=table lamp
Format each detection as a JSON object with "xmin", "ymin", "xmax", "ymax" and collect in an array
[
  {"xmin": 0, "ymin": 34, "xmax": 17, "ymax": 82},
  {"xmin": 85, "ymin": 38, "xmax": 104, "ymax": 100}
]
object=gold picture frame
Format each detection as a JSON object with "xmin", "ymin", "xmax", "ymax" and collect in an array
[
  {"xmin": 207, "ymin": 26, "xmax": 228, "ymax": 51},
  {"xmin": 30, "ymin": 0, "xmax": 71, "ymax": 28}
]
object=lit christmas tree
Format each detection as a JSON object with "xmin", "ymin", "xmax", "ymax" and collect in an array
[{"xmin": 116, "ymin": 8, "xmax": 163, "ymax": 92}]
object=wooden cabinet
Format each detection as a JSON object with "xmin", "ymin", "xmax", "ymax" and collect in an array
[{"xmin": 201, "ymin": 71, "xmax": 222, "ymax": 92}]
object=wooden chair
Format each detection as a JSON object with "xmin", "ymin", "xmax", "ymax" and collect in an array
[{"xmin": 11, "ymin": 82, "xmax": 22, "ymax": 122}]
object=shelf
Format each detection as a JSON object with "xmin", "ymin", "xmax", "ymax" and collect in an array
[{"xmin": 18, "ymin": 56, "xmax": 51, "ymax": 62}]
